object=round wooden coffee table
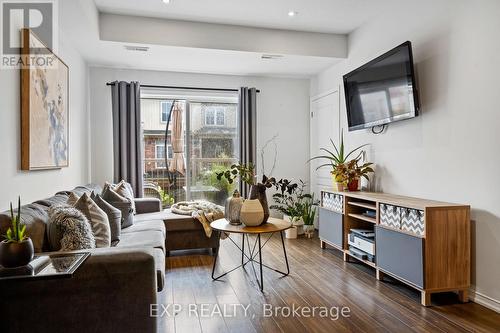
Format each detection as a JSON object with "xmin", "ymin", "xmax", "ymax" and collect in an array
[{"xmin": 210, "ymin": 217, "xmax": 292, "ymax": 292}]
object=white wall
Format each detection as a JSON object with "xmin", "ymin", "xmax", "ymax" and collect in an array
[
  {"xmin": 0, "ymin": 32, "xmax": 90, "ymax": 211},
  {"xmin": 88, "ymin": 67, "xmax": 310, "ymax": 189},
  {"xmin": 311, "ymin": 0, "xmax": 500, "ymax": 310}
]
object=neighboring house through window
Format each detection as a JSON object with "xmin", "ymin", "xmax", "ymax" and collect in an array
[
  {"xmin": 161, "ymin": 101, "xmax": 173, "ymax": 123},
  {"xmin": 204, "ymin": 106, "xmax": 225, "ymax": 126},
  {"xmin": 155, "ymin": 142, "xmax": 173, "ymax": 168}
]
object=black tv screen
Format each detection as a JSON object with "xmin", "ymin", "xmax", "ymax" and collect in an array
[{"xmin": 343, "ymin": 41, "xmax": 419, "ymax": 131}]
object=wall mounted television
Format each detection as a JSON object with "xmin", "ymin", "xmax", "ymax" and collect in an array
[{"xmin": 343, "ymin": 41, "xmax": 420, "ymax": 131}]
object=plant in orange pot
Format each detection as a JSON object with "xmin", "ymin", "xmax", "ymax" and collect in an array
[{"xmin": 345, "ymin": 159, "xmax": 374, "ymax": 191}]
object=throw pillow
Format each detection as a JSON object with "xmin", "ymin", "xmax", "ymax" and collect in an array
[
  {"xmin": 74, "ymin": 193, "xmax": 111, "ymax": 248},
  {"xmin": 93, "ymin": 194, "xmax": 122, "ymax": 246},
  {"xmin": 67, "ymin": 192, "xmax": 80, "ymax": 206},
  {"xmin": 115, "ymin": 181, "xmax": 136, "ymax": 214},
  {"xmin": 102, "ymin": 187, "xmax": 134, "ymax": 229},
  {"xmin": 47, "ymin": 205, "xmax": 95, "ymax": 251}
]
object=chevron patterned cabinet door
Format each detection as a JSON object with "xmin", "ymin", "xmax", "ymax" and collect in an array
[
  {"xmin": 380, "ymin": 204, "xmax": 402, "ymax": 229},
  {"xmin": 322, "ymin": 191, "xmax": 343, "ymax": 214},
  {"xmin": 401, "ymin": 209, "xmax": 425, "ymax": 236}
]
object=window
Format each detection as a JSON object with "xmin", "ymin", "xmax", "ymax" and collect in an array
[
  {"xmin": 155, "ymin": 143, "xmax": 173, "ymax": 168},
  {"xmin": 161, "ymin": 101, "xmax": 172, "ymax": 123},
  {"xmin": 142, "ymin": 95, "xmax": 238, "ymax": 205},
  {"xmin": 204, "ymin": 106, "xmax": 225, "ymax": 126}
]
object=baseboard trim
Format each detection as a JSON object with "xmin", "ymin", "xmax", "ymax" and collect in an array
[{"xmin": 470, "ymin": 289, "xmax": 500, "ymax": 313}]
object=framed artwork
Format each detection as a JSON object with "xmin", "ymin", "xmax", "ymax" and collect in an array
[{"xmin": 21, "ymin": 28, "xmax": 69, "ymax": 170}]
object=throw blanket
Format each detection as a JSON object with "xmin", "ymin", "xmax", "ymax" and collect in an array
[{"xmin": 171, "ymin": 201, "xmax": 224, "ymax": 238}]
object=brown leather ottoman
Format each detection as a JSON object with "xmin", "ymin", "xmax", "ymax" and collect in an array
[{"xmin": 133, "ymin": 209, "xmax": 220, "ymax": 256}]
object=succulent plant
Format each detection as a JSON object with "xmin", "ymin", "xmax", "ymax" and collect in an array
[{"xmin": 4, "ymin": 197, "xmax": 27, "ymax": 243}]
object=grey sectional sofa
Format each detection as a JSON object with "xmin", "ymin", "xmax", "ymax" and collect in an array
[{"xmin": 0, "ymin": 184, "xmax": 168, "ymax": 333}]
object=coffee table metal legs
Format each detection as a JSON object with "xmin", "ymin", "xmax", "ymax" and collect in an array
[
  {"xmin": 212, "ymin": 231, "xmax": 290, "ymax": 292},
  {"xmin": 241, "ymin": 233, "xmax": 245, "ymax": 265},
  {"xmin": 258, "ymin": 234, "xmax": 263, "ymax": 291}
]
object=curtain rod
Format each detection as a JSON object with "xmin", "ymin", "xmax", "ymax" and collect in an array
[{"xmin": 106, "ymin": 82, "xmax": 260, "ymax": 93}]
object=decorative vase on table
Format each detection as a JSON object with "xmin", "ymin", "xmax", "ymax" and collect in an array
[
  {"xmin": 248, "ymin": 184, "xmax": 269, "ymax": 223},
  {"xmin": 225, "ymin": 190, "xmax": 244, "ymax": 225},
  {"xmin": 0, "ymin": 238, "xmax": 34, "ymax": 268},
  {"xmin": 239, "ymin": 199, "xmax": 264, "ymax": 227}
]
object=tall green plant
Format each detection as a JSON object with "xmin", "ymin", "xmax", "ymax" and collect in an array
[
  {"xmin": 309, "ymin": 130, "xmax": 369, "ymax": 174},
  {"xmin": 270, "ymin": 180, "xmax": 312, "ymax": 222},
  {"xmin": 4, "ymin": 197, "xmax": 27, "ymax": 243},
  {"xmin": 302, "ymin": 193, "xmax": 319, "ymax": 226}
]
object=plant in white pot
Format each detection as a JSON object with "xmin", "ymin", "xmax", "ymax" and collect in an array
[
  {"xmin": 0, "ymin": 197, "xmax": 34, "ymax": 268},
  {"xmin": 271, "ymin": 180, "xmax": 312, "ymax": 238}
]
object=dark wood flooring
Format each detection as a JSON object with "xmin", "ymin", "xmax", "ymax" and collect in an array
[{"xmin": 165, "ymin": 232, "xmax": 500, "ymax": 333}]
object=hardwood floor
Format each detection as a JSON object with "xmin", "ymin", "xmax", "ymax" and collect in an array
[{"xmin": 164, "ymin": 232, "xmax": 500, "ymax": 333}]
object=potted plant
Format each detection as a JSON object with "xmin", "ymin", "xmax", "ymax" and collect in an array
[
  {"xmin": 157, "ymin": 185, "xmax": 175, "ymax": 208},
  {"xmin": 302, "ymin": 193, "xmax": 319, "ymax": 238},
  {"xmin": 270, "ymin": 180, "xmax": 312, "ymax": 238},
  {"xmin": 345, "ymin": 159, "xmax": 374, "ymax": 191},
  {"xmin": 0, "ymin": 198, "xmax": 34, "ymax": 268},
  {"xmin": 309, "ymin": 130, "xmax": 369, "ymax": 191}
]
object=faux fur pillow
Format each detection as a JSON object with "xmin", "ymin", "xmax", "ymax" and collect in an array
[{"xmin": 47, "ymin": 205, "xmax": 96, "ymax": 251}]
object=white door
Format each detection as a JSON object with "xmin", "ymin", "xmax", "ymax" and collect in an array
[{"xmin": 310, "ymin": 90, "xmax": 340, "ymax": 227}]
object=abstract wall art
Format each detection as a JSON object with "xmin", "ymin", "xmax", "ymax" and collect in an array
[{"xmin": 21, "ymin": 28, "xmax": 69, "ymax": 170}]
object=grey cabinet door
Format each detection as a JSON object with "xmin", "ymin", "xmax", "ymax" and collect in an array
[
  {"xmin": 319, "ymin": 207, "xmax": 343, "ymax": 248},
  {"xmin": 376, "ymin": 226, "xmax": 424, "ymax": 288}
]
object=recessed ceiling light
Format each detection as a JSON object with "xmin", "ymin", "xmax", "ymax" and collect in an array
[
  {"xmin": 124, "ymin": 45, "xmax": 150, "ymax": 52},
  {"xmin": 261, "ymin": 54, "xmax": 284, "ymax": 60},
  {"xmin": 162, "ymin": 0, "xmax": 171, "ymax": 4},
  {"xmin": 288, "ymin": 11, "xmax": 298, "ymax": 17}
]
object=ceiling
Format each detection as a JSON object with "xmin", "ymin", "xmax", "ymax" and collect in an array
[
  {"xmin": 61, "ymin": 0, "xmax": 391, "ymax": 77},
  {"xmin": 95, "ymin": 0, "xmax": 387, "ymax": 34}
]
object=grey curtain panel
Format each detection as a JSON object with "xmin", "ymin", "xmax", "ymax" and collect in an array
[
  {"xmin": 111, "ymin": 81, "xmax": 144, "ymax": 198},
  {"xmin": 239, "ymin": 87, "xmax": 257, "ymax": 197}
]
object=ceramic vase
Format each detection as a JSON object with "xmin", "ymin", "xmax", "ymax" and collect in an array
[
  {"xmin": 239, "ymin": 199, "xmax": 264, "ymax": 227},
  {"xmin": 248, "ymin": 184, "xmax": 269, "ymax": 223},
  {"xmin": 225, "ymin": 190, "xmax": 244, "ymax": 225},
  {"xmin": 0, "ymin": 238, "xmax": 34, "ymax": 268}
]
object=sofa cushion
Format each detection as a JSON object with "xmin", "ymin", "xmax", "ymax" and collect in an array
[
  {"xmin": 56, "ymin": 184, "xmax": 103, "ymax": 197},
  {"xmin": 116, "ymin": 230, "xmax": 165, "ymax": 253},
  {"xmin": 122, "ymin": 219, "xmax": 166, "ymax": 237},
  {"xmin": 34, "ymin": 194, "xmax": 70, "ymax": 208},
  {"xmin": 0, "ymin": 203, "xmax": 49, "ymax": 253}
]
